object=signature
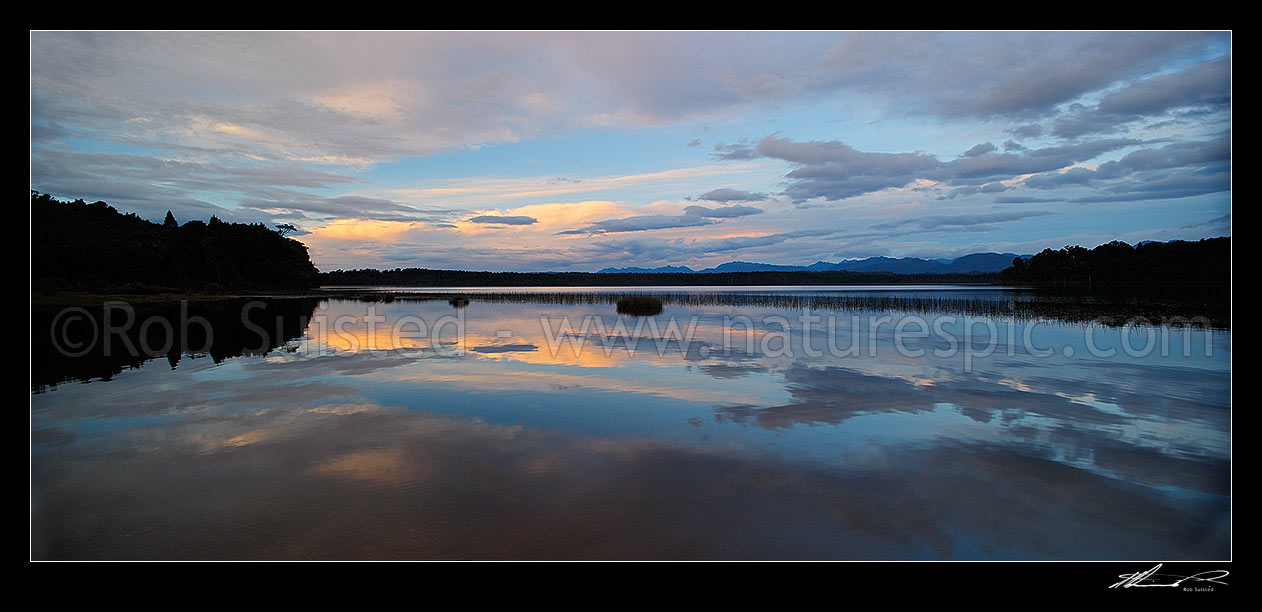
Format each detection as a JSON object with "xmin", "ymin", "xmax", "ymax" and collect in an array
[{"xmin": 1109, "ymin": 564, "xmax": 1229, "ymax": 589}]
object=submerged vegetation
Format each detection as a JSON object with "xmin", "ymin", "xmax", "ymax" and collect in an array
[{"xmin": 31, "ymin": 192, "xmax": 319, "ymax": 294}]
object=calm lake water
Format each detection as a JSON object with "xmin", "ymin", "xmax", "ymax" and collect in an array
[{"xmin": 30, "ymin": 287, "xmax": 1231, "ymax": 559}]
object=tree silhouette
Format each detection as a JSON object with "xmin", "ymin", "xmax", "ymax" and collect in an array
[
  {"xmin": 999, "ymin": 237, "xmax": 1229, "ymax": 287},
  {"xmin": 32, "ymin": 192, "xmax": 320, "ymax": 293}
]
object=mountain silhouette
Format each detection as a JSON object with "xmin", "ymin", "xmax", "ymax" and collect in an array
[{"xmin": 598, "ymin": 253, "xmax": 1027, "ymax": 275}]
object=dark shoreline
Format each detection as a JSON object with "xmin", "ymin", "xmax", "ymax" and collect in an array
[
  {"xmin": 31, "ymin": 282, "xmax": 1231, "ymax": 330},
  {"xmin": 318, "ymin": 268, "xmax": 1003, "ymax": 287}
]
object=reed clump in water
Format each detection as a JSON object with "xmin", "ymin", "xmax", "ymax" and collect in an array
[{"xmin": 616, "ymin": 296, "xmax": 663, "ymax": 316}]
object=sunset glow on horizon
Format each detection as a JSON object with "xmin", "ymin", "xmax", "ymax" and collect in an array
[{"xmin": 30, "ymin": 31, "xmax": 1231, "ymax": 272}]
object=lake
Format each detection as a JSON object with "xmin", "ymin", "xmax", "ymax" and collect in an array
[{"xmin": 30, "ymin": 286, "xmax": 1231, "ymax": 559}]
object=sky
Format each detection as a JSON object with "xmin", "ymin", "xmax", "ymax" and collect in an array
[{"xmin": 30, "ymin": 31, "xmax": 1231, "ymax": 272}]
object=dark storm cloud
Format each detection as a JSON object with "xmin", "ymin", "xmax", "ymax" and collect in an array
[{"xmin": 468, "ymin": 215, "xmax": 538, "ymax": 225}]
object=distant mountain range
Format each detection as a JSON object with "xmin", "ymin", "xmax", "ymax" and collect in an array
[{"xmin": 598, "ymin": 252, "xmax": 1028, "ymax": 275}]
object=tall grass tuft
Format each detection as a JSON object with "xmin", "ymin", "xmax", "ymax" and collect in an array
[{"xmin": 616, "ymin": 296, "xmax": 663, "ymax": 316}]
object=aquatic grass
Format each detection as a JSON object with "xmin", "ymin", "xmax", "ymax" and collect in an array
[
  {"xmin": 616, "ymin": 296, "xmax": 663, "ymax": 316},
  {"xmin": 318, "ymin": 288, "xmax": 1229, "ymax": 329}
]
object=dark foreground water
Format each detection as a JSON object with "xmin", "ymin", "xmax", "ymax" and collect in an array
[{"xmin": 30, "ymin": 287, "xmax": 1230, "ymax": 559}]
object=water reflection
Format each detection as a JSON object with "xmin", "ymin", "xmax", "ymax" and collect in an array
[
  {"xmin": 30, "ymin": 294, "xmax": 1230, "ymax": 559},
  {"xmin": 32, "ymin": 298, "xmax": 321, "ymax": 392},
  {"xmin": 324, "ymin": 285, "xmax": 1232, "ymax": 328}
]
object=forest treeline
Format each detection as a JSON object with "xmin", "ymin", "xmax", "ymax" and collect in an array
[
  {"xmin": 31, "ymin": 192, "xmax": 319, "ymax": 293},
  {"xmin": 319, "ymin": 267, "xmax": 998, "ymax": 286},
  {"xmin": 999, "ymin": 237, "xmax": 1230, "ymax": 287},
  {"xmin": 30, "ymin": 190, "xmax": 1229, "ymax": 293}
]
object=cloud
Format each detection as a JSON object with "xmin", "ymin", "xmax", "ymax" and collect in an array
[
  {"xmin": 993, "ymin": 196, "xmax": 1063, "ymax": 204},
  {"xmin": 1051, "ymin": 57, "xmax": 1230, "ymax": 138},
  {"xmin": 558, "ymin": 214, "xmax": 718, "ymax": 235},
  {"xmin": 1093, "ymin": 135, "xmax": 1229, "ymax": 178},
  {"xmin": 579, "ymin": 226, "xmax": 849, "ymax": 263},
  {"xmin": 757, "ymin": 135, "xmax": 1139, "ymax": 201},
  {"xmin": 1008, "ymin": 124, "xmax": 1043, "ymax": 140},
  {"xmin": 468, "ymin": 215, "xmax": 538, "ymax": 225},
  {"xmin": 1097, "ymin": 56, "xmax": 1230, "ymax": 117},
  {"xmin": 1020, "ymin": 136, "xmax": 1230, "ymax": 202},
  {"xmin": 757, "ymin": 136, "xmax": 941, "ymax": 200},
  {"xmin": 872, "ymin": 210, "xmax": 1055, "ymax": 233},
  {"xmin": 241, "ymin": 195, "xmax": 455, "ymax": 222},
  {"xmin": 963, "ymin": 142, "xmax": 996, "ymax": 157},
  {"xmin": 938, "ymin": 182, "xmax": 1009, "ymax": 200},
  {"xmin": 696, "ymin": 188, "xmax": 767, "ymax": 202},
  {"xmin": 1071, "ymin": 169, "xmax": 1230, "ymax": 203},
  {"xmin": 1022, "ymin": 167, "xmax": 1097, "ymax": 190},
  {"xmin": 812, "ymin": 32, "xmax": 1223, "ymax": 120},
  {"xmin": 683, "ymin": 204, "xmax": 764, "ymax": 218},
  {"xmin": 28, "ymin": 32, "xmax": 1231, "ymax": 272},
  {"xmin": 30, "ymin": 123, "xmax": 68, "ymax": 142},
  {"xmin": 711, "ymin": 142, "xmax": 759, "ymax": 160},
  {"xmin": 28, "ymin": 144, "xmax": 376, "ymax": 225},
  {"xmin": 31, "ymin": 32, "xmax": 1229, "ymax": 173}
]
